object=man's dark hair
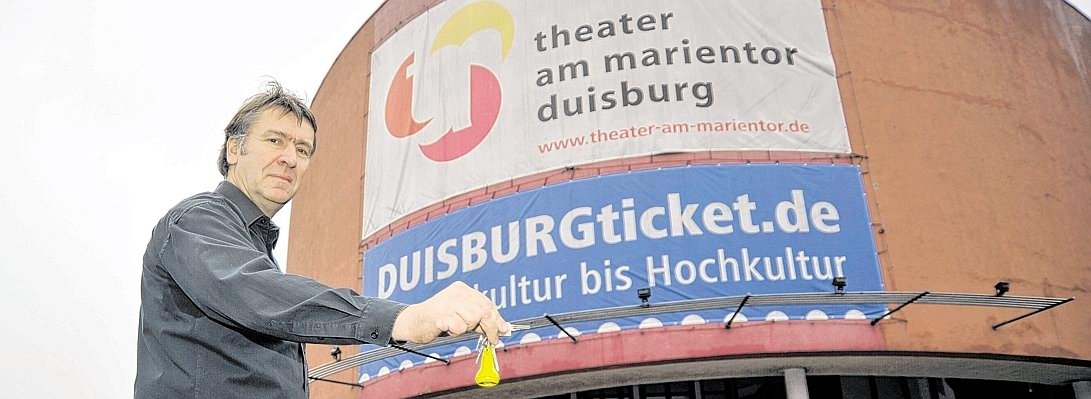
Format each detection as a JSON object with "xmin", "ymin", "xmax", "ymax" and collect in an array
[{"xmin": 219, "ymin": 81, "xmax": 318, "ymax": 176}]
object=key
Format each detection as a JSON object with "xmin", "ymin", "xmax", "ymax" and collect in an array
[
  {"xmin": 501, "ymin": 323, "xmax": 530, "ymax": 336},
  {"xmin": 439, "ymin": 323, "xmax": 530, "ymax": 339}
]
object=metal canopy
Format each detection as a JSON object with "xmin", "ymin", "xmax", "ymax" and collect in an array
[{"xmin": 308, "ymin": 291, "xmax": 1073, "ymax": 381}]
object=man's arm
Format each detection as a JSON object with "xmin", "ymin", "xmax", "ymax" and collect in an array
[
  {"xmin": 392, "ymin": 280, "xmax": 510, "ymax": 345},
  {"xmin": 159, "ymin": 199, "xmax": 403, "ymax": 346}
]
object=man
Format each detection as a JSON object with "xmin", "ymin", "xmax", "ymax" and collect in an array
[{"xmin": 135, "ymin": 81, "xmax": 509, "ymax": 398}]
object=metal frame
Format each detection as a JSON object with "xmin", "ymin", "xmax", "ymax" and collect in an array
[
  {"xmin": 871, "ymin": 291, "xmax": 929, "ymax": 326},
  {"xmin": 724, "ymin": 294, "xmax": 751, "ymax": 329},
  {"xmin": 992, "ymin": 297, "xmax": 1075, "ymax": 330},
  {"xmin": 546, "ymin": 314, "xmax": 578, "ymax": 343},
  {"xmin": 308, "ymin": 291, "xmax": 1073, "ymax": 381}
]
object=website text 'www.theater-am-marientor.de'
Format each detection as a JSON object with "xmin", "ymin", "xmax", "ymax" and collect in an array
[{"xmin": 536, "ymin": 119, "xmax": 812, "ymax": 153}]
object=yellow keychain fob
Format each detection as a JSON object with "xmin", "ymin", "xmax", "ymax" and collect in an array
[{"xmin": 475, "ymin": 341, "xmax": 500, "ymax": 387}]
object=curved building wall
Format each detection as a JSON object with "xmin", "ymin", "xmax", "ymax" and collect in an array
[
  {"xmin": 826, "ymin": 0, "xmax": 1091, "ymax": 358},
  {"xmin": 288, "ymin": 1, "xmax": 1091, "ymax": 398}
]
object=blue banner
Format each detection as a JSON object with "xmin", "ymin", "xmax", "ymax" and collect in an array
[{"xmin": 359, "ymin": 164, "xmax": 884, "ymax": 378}]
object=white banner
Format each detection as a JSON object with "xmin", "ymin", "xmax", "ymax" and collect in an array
[{"xmin": 363, "ymin": 0, "xmax": 848, "ymax": 238}]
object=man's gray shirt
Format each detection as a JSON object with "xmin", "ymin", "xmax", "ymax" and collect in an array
[{"xmin": 136, "ymin": 181, "xmax": 407, "ymax": 398}]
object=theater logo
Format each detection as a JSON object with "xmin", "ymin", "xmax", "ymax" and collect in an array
[{"xmin": 382, "ymin": 1, "xmax": 512, "ymax": 162}]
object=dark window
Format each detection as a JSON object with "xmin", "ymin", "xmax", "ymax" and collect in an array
[
  {"xmin": 838, "ymin": 376, "xmax": 872, "ymax": 399},
  {"xmin": 640, "ymin": 381, "xmax": 695, "ymax": 399},
  {"xmin": 736, "ymin": 377, "xmax": 786, "ymax": 399},
  {"xmin": 576, "ymin": 386, "xmax": 634, "ymax": 399},
  {"xmin": 699, "ymin": 377, "xmax": 789, "ymax": 399},
  {"xmin": 699, "ymin": 378, "xmax": 732, "ymax": 399},
  {"xmin": 873, "ymin": 377, "xmax": 910, "ymax": 399},
  {"xmin": 806, "ymin": 376, "xmax": 843, "ymax": 398},
  {"xmin": 945, "ymin": 379, "xmax": 1076, "ymax": 399}
]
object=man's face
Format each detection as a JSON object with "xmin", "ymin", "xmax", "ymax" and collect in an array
[{"xmin": 225, "ymin": 106, "xmax": 316, "ymax": 216}]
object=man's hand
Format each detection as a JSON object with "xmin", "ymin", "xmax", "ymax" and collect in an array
[{"xmin": 391, "ymin": 281, "xmax": 511, "ymax": 345}]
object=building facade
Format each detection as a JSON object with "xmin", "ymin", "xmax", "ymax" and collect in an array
[{"xmin": 288, "ymin": 1, "xmax": 1091, "ymax": 398}]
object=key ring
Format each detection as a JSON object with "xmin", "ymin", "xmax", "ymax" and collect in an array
[
  {"xmin": 474, "ymin": 336, "xmax": 500, "ymax": 387},
  {"xmin": 473, "ymin": 324, "xmax": 528, "ymax": 387}
]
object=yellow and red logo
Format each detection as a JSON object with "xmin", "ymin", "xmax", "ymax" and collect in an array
[{"xmin": 384, "ymin": 1, "xmax": 513, "ymax": 162}]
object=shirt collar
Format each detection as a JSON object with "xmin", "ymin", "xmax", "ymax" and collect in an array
[{"xmin": 214, "ymin": 180, "xmax": 275, "ymax": 229}]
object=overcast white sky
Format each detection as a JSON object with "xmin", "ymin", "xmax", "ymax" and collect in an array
[
  {"xmin": 0, "ymin": 1, "xmax": 381, "ymax": 397},
  {"xmin": 0, "ymin": 1, "xmax": 1087, "ymax": 398}
]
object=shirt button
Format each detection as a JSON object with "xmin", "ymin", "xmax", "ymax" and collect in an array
[{"xmin": 371, "ymin": 331, "xmax": 380, "ymax": 340}]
